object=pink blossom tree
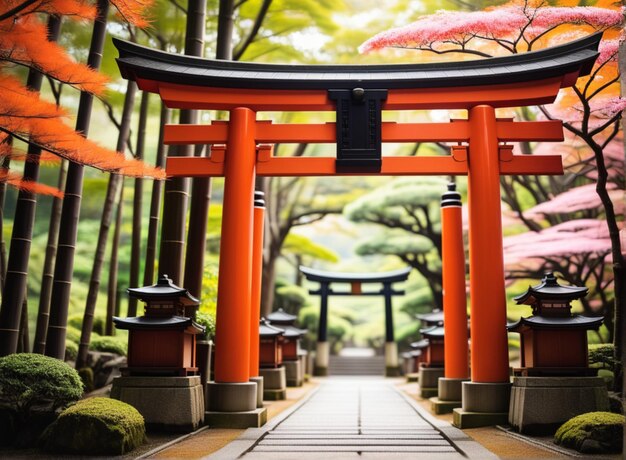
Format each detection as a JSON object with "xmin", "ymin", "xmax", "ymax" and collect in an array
[{"xmin": 361, "ymin": 0, "xmax": 625, "ymax": 389}]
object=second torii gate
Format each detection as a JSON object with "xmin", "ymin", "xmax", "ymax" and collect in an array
[{"xmin": 114, "ymin": 32, "xmax": 601, "ymax": 428}]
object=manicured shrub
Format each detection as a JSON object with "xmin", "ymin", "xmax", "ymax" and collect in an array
[
  {"xmin": 0, "ymin": 354, "xmax": 83, "ymax": 447},
  {"xmin": 41, "ymin": 397, "xmax": 146, "ymax": 455},
  {"xmin": 89, "ymin": 335, "xmax": 127, "ymax": 356},
  {"xmin": 555, "ymin": 411, "xmax": 624, "ymax": 454}
]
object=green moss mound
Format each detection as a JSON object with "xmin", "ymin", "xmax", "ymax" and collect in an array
[
  {"xmin": 65, "ymin": 340, "xmax": 78, "ymax": 361},
  {"xmin": 65, "ymin": 326, "xmax": 82, "ymax": 345},
  {"xmin": 89, "ymin": 335, "xmax": 127, "ymax": 356},
  {"xmin": 42, "ymin": 397, "xmax": 146, "ymax": 455},
  {"xmin": 555, "ymin": 411, "xmax": 624, "ymax": 454}
]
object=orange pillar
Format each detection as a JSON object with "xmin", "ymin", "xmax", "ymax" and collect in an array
[
  {"xmin": 249, "ymin": 191, "xmax": 265, "ymax": 378},
  {"xmin": 214, "ymin": 107, "xmax": 256, "ymax": 383},
  {"xmin": 441, "ymin": 183, "xmax": 469, "ymax": 380},
  {"xmin": 467, "ymin": 105, "xmax": 509, "ymax": 383}
]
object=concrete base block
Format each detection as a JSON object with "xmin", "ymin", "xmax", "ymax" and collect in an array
[
  {"xmin": 509, "ymin": 376, "xmax": 610, "ymax": 435},
  {"xmin": 111, "ymin": 376, "xmax": 204, "ymax": 432},
  {"xmin": 439, "ymin": 377, "xmax": 469, "ymax": 402},
  {"xmin": 260, "ymin": 367, "xmax": 286, "ymax": 400},
  {"xmin": 462, "ymin": 381, "xmax": 511, "ymax": 413},
  {"xmin": 406, "ymin": 372, "xmax": 419, "ymax": 383},
  {"xmin": 205, "ymin": 407, "xmax": 267, "ymax": 428},
  {"xmin": 453, "ymin": 408, "xmax": 509, "ymax": 429},
  {"xmin": 207, "ymin": 381, "xmax": 257, "ymax": 412},
  {"xmin": 430, "ymin": 397, "xmax": 462, "ymax": 414},
  {"xmin": 313, "ymin": 366, "xmax": 328, "ymax": 376},
  {"xmin": 284, "ymin": 360, "xmax": 303, "ymax": 387},
  {"xmin": 384, "ymin": 342, "xmax": 398, "ymax": 368},
  {"xmin": 250, "ymin": 376, "xmax": 264, "ymax": 409},
  {"xmin": 385, "ymin": 366, "xmax": 402, "ymax": 377},
  {"xmin": 418, "ymin": 366, "xmax": 444, "ymax": 398}
]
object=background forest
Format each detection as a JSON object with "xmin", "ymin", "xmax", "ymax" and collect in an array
[{"xmin": 0, "ymin": 0, "xmax": 623, "ymax": 389}]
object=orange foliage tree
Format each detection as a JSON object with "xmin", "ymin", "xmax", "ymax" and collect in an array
[{"xmin": 0, "ymin": 0, "xmax": 159, "ymax": 357}]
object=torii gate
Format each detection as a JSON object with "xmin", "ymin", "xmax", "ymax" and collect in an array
[{"xmin": 114, "ymin": 32, "xmax": 600, "ymax": 428}]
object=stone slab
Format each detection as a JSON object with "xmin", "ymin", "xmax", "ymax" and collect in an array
[
  {"xmin": 452, "ymin": 408, "xmax": 509, "ymax": 429},
  {"xmin": 260, "ymin": 367, "xmax": 286, "ymax": 390},
  {"xmin": 406, "ymin": 372, "xmax": 419, "ymax": 383},
  {"xmin": 252, "ymin": 445, "xmax": 457, "ymax": 452},
  {"xmin": 419, "ymin": 366, "xmax": 444, "ymax": 390},
  {"xmin": 420, "ymin": 387, "xmax": 438, "ymax": 399},
  {"xmin": 430, "ymin": 397, "xmax": 462, "ymax": 414},
  {"xmin": 508, "ymin": 376, "xmax": 610, "ymax": 435},
  {"xmin": 205, "ymin": 408, "xmax": 267, "ymax": 428},
  {"xmin": 111, "ymin": 376, "xmax": 203, "ymax": 432},
  {"xmin": 462, "ymin": 381, "xmax": 511, "ymax": 413},
  {"xmin": 284, "ymin": 360, "xmax": 303, "ymax": 387},
  {"xmin": 259, "ymin": 439, "xmax": 450, "ymax": 446},
  {"xmin": 385, "ymin": 366, "xmax": 402, "ymax": 377}
]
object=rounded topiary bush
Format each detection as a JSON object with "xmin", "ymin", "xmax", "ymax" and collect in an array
[
  {"xmin": 555, "ymin": 411, "xmax": 624, "ymax": 454},
  {"xmin": 41, "ymin": 397, "xmax": 146, "ymax": 455},
  {"xmin": 89, "ymin": 335, "xmax": 127, "ymax": 356},
  {"xmin": 0, "ymin": 353, "xmax": 84, "ymax": 446}
]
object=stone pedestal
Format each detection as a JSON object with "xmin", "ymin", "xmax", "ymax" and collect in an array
[
  {"xmin": 314, "ymin": 341, "xmax": 329, "ymax": 376},
  {"xmin": 260, "ymin": 366, "xmax": 287, "ymax": 400},
  {"xmin": 250, "ymin": 376, "xmax": 264, "ymax": 408},
  {"xmin": 453, "ymin": 381, "xmax": 511, "ymax": 428},
  {"xmin": 298, "ymin": 351, "xmax": 309, "ymax": 382},
  {"xmin": 285, "ymin": 360, "xmax": 303, "ymax": 387},
  {"xmin": 111, "ymin": 376, "xmax": 204, "ymax": 432},
  {"xmin": 384, "ymin": 342, "xmax": 401, "ymax": 377},
  {"xmin": 430, "ymin": 377, "xmax": 468, "ymax": 414},
  {"xmin": 509, "ymin": 376, "xmax": 610, "ymax": 435},
  {"xmin": 206, "ymin": 381, "xmax": 267, "ymax": 428},
  {"xmin": 418, "ymin": 365, "xmax": 444, "ymax": 398}
]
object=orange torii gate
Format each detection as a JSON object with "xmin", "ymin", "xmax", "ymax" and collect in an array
[{"xmin": 114, "ymin": 32, "xmax": 600, "ymax": 428}]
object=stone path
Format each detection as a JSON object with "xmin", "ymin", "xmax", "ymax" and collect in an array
[{"xmin": 208, "ymin": 377, "xmax": 497, "ymax": 459}]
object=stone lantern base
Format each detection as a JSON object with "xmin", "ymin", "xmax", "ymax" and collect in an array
[
  {"xmin": 453, "ymin": 381, "xmax": 511, "ymax": 428},
  {"xmin": 111, "ymin": 376, "xmax": 204, "ymax": 432},
  {"xmin": 260, "ymin": 366, "xmax": 287, "ymax": 400},
  {"xmin": 509, "ymin": 376, "xmax": 609, "ymax": 435},
  {"xmin": 284, "ymin": 360, "xmax": 303, "ymax": 387},
  {"xmin": 418, "ymin": 365, "xmax": 444, "ymax": 398}
]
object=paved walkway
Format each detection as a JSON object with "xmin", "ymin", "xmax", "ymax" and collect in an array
[{"xmin": 209, "ymin": 378, "xmax": 497, "ymax": 459}]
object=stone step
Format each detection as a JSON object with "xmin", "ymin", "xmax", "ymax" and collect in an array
[{"xmin": 328, "ymin": 356, "xmax": 386, "ymax": 376}]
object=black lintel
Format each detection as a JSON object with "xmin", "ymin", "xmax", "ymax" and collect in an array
[{"xmin": 329, "ymin": 88, "xmax": 387, "ymax": 173}]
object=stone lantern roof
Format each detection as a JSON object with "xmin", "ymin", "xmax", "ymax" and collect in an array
[{"xmin": 266, "ymin": 308, "xmax": 297, "ymax": 325}]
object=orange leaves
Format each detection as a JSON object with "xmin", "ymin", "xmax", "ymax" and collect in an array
[
  {"xmin": 0, "ymin": 1, "xmax": 96, "ymax": 20},
  {"xmin": 0, "ymin": 75, "xmax": 165, "ymax": 179},
  {"xmin": 0, "ymin": 16, "xmax": 109, "ymax": 95},
  {"xmin": 111, "ymin": 0, "xmax": 154, "ymax": 28}
]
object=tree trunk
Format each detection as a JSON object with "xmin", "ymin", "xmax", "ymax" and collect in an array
[
  {"xmin": 75, "ymin": 81, "xmax": 136, "ymax": 369},
  {"xmin": 33, "ymin": 160, "xmax": 67, "ymax": 354},
  {"xmin": 158, "ymin": 0, "xmax": 206, "ymax": 285},
  {"xmin": 260, "ymin": 245, "xmax": 280, "ymax": 317},
  {"xmin": 0, "ymin": 15, "xmax": 62, "ymax": 356},
  {"xmin": 45, "ymin": 0, "xmax": 111, "ymax": 359},
  {"xmin": 106, "ymin": 182, "xmax": 124, "ymax": 336},
  {"xmin": 0, "ymin": 155, "xmax": 10, "ymax": 291},
  {"xmin": 127, "ymin": 91, "xmax": 149, "ymax": 317},
  {"xmin": 143, "ymin": 103, "xmax": 170, "ymax": 286}
]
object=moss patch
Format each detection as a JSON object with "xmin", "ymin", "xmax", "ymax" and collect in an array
[
  {"xmin": 555, "ymin": 411, "xmax": 624, "ymax": 454},
  {"xmin": 89, "ymin": 335, "xmax": 127, "ymax": 356},
  {"xmin": 41, "ymin": 397, "xmax": 145, "ymax": 455}
]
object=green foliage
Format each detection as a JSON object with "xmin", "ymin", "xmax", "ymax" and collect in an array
[
  {"xmin": 65, "ymin": 340, "xmax": 78, "ymax": 361},
  {"xmin": 65, "ymin": 326, "xmax": 82, "ymax": 345},
  {"xmin": 554, "ymin": 412, "xmax": 624, "ymax": 454},
  {"xmin": 356, "ymin": 231, "xmax": 434, "ymax": 256},
  {"xmin": 0, "ymin": 354, "xmax": 83, "ymax": 413},
  {"xmin": 283, "ymin": 233, "xmax": 339, "ymax": 263},
  {"xmin": 89, "ymin": 336, "xmax": 127, "ymax": 356},
  {"xmin": 200, "ymin": 264, "xmax": 219, "ymax": 317},
  {"xmin": 41, "ymin": 397, "xmax": 146, "ymax": 455},
  {"xmin": 589, "ymin": 344, "xmax": 618, "ymax": 371},
  {"xmin": 399, "ymin": 287, "xmax": 434, "ymax": 315},
  {"xmin": 275, "ymin": 284, "xmax": 310, "ymax": 315},
  {"xmin": 68, "ymin": 314, "xmax": 106, "ymax": 336},
  {"xmin": 195, "ymin": 310, "xmax": 216, "ymax": 341}
]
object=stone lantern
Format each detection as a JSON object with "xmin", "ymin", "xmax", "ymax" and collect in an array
[
  {"xmin": 113, "ymin": 275, "xmax": 204, "ymax": 376},
  {"xmin": 418, "ymin": 325, "xmax": 445, "ymax": 398},
  {"xmin": 416, "ymin": 310, "xmax": 444, "ymax": 328},
  {"xmin": 110, "ymin": 275, "xmax": 205, "ymax": 432},
  {"xmin": 507, "ymin": 272, "xmax": 609, "ymax": 434},
  {"xmin": 508, "ymin": 272, "xmax": 602, "ymax": 376},
  {"xmin": 259, "ymin": 318, "xmax": 287, "ymax": 400},
  {"xmin": 267, "ymin": 308, "xmax": 308, "ymax": 387}
]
